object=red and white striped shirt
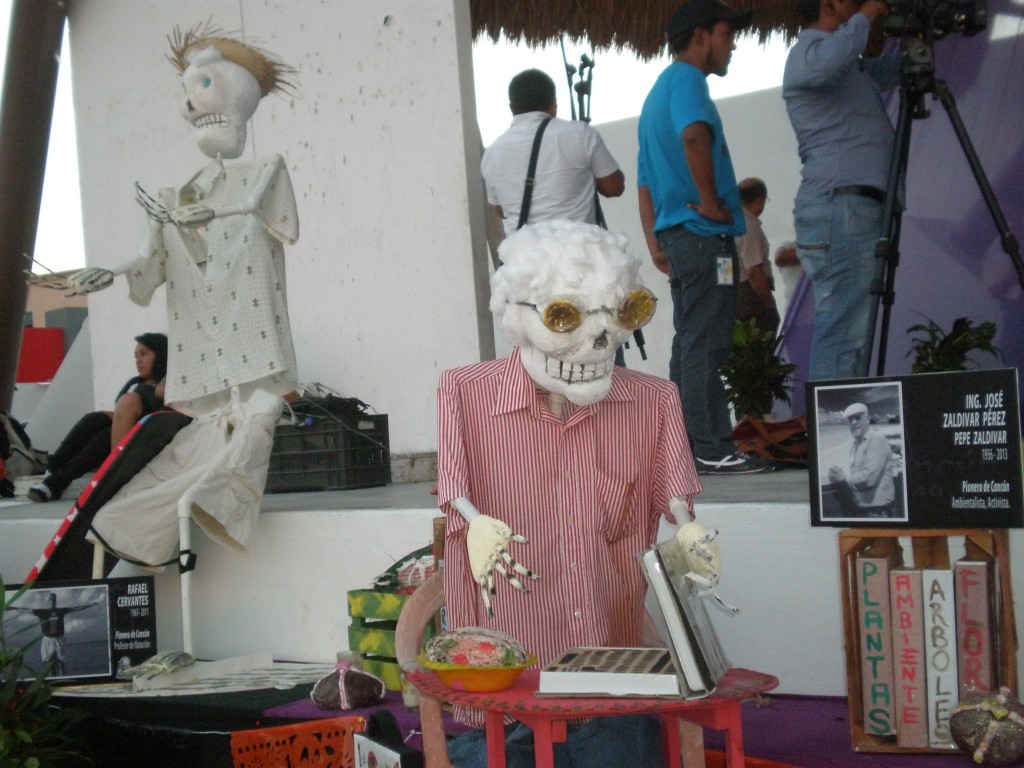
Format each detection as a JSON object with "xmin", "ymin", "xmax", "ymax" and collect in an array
[{"xmin": 437, "ymin": 350, "xmax": 700, "ymax": 720}]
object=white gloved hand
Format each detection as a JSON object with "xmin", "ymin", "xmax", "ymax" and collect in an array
[
  {"xmin": 67, "ymin": 267, "xmax": 115, "ymax": 296},
  {"xmin": 170, "ymin": 204, "xmax": 215, "ymax": 227},
  {"xmin": 675, "ymin": 521, "xmax": 722, "ymax": 585},
  {"xmin": 675, "ymin": 521, "xmax": 738, "ymax": 613},
  {"xmin": 466, "ymin": 514, "xmax": 539, "ymax": 616}
]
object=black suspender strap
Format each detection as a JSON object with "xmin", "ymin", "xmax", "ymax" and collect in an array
[{"xmin": 516, "ymin": 116, "xmax": 553, "ymax": 231}]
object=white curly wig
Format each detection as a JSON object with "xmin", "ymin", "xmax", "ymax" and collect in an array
[{"xmin": 490, "ymin": 219, "xmax": 643, "ymax": 347}]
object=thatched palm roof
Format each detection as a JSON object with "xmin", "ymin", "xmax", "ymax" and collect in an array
[{"xmin": 470, "ymin": 0, "xmax": 800, "ymax": 60}]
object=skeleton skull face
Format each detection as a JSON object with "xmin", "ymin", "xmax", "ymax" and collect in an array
[
  {"xmin": 491, "ymin": 220, "xmax": 656, "ymax": 406},
  {"xmin": 180, "ymin": 44, "xmax": 262, "ymax": 159}
]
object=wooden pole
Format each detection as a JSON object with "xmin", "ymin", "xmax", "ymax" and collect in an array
[{"xmin": 0, "ymin": 0, "xmax": 67, "ymax": 410}]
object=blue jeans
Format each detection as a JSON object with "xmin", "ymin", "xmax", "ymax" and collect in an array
[
  {"xmin": 794, "ymin": 193, "xmax": 883, "ymax": 380},
  {"xmin": 447, "ymin": 714, "xmax": 664, "ymax": 768},
  {"xmin": 658, "ymin": 225, "xmax": 737, "ymax": 461}
]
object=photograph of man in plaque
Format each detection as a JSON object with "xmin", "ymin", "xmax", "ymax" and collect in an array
[
  {"xmin": 4, "ymin": 585, "xmax": 110, "ymax": 679},
  {"xmin": 813, "ymin": 382, "xmax": 908, "ymax": 522}
]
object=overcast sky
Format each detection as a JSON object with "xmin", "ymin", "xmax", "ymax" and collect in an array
[{"xmin": 0, "ymin": 3, "xmax": 790, "ymax": 273}]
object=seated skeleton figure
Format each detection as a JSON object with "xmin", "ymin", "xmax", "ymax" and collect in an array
[
  {"xmin": 66, "ymin": 24, "xmax": 300, "ymax": 567},
  {"xmin": 436, "ymin": 219, "xmax": 706, "ymax": 767}
]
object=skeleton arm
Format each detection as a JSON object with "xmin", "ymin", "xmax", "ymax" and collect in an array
[
  {"xmin": 452, "ymin": 496, "xmax": 539, "ymax": 617},
  {"xmin": 670, "ymin": 495, "xmax": 694, "ymax": 524},
  {"xmin": 65, "ymin": 262, "xmax": 132, "ymax": 296},
  {"xmin": 64, "ymin": 183, "xmax": 178, "ymax": 296}
]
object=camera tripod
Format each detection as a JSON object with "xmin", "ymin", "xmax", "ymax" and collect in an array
[{"xmin": 865, "ymin": 36, "xmax": 1024, "ymax": 376}]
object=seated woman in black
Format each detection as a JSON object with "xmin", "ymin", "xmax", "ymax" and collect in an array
[{"xmin": 28, "ymin": 333, "xmax": 168, "ymax": 503}]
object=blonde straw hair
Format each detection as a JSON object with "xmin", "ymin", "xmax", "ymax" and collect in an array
[{"xmin": 168, "ymin": 20, "xmax": 297, "ymax": 97}]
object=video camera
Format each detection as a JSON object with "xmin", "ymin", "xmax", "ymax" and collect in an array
[{"xmin": 884, "ymin": 0, "xmax": 987, "ymax": 37}]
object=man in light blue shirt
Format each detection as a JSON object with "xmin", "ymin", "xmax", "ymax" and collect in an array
[
  {"xmin": 638, "ymin": 0, "xmax": 773, "ymax": 474},
  {"xmin": 783, "ymin": 0, "xmax": 900, "ymax": 380}
]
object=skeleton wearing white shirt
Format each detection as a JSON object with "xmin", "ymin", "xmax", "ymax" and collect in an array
[{"xmin": 69, "ymin": 25, "xmax": 300, "ymax": 565}]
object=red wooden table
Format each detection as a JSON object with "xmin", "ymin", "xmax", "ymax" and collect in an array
[{"xmin": 406, "ymin": 666, "xmax": 779, "ymax": 768}]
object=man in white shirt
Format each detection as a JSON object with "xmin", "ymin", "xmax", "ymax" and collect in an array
[
  {"xmin": 735, "ymin": 177, "xmax": 780, "ymax": 335},
  {"xmin": 481, "ymin": 69, "xmax": 624, "ymax": 237}
]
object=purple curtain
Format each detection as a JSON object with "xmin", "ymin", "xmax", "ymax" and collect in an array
[{"xmin": 778, "ymin": 1, "xmax": 1024, "ymax": 419}]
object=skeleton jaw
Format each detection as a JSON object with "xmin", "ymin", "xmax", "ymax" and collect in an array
[
  {"xmin": 542, "ymin": 355, "xmax": 614, "ymax": 385},
  {"xmin": 520, "ymin": 346, "xmax": 615, "ymax": 406},
  {"xmin": 194, "ymin": 113, "xmax": 231, "ymax": 129},
  {"xmin": 193, "ymin": 116, "xmax": 247, "ymax": 159}
]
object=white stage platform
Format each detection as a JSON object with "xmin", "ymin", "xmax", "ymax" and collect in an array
[{"xmin": 3, "ymin": 472, "xmax": 1022, "ymax": 697}]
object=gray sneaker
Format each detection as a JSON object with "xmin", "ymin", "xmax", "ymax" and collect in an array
[
  {"xmin": 27, "ymin": 482, "xmax": 53, "ymax": 503},
  {"xmin": 27, "ymin": 475, "xmax": 59, "ymax": 503},
  {"xmin": 696, "ymin": 452, "xmax": 774, "ymax": 475}
]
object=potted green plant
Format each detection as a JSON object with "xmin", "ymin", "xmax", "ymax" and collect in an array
[
  {"xmin": 720, "ymin": 318, "xmax": 797, "ymax": 422},
  {"xmin": 906, "ymin": 316, "xmax": 1001, "ymax": 373},
  {"xmin": 1, "ymin": 580, "xmax": 91, "ymax": 767}
]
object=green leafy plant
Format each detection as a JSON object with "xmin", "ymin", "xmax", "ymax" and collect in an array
[
  {"xmin": 720, "ymin": 319, "xmax": 797, "ymax": 421},
  {"xmin": 1, "ymin": 580, "xmax": 91, "ymax": 768},
  {"xmin": 906, "ymin": 316, "xmax": 1000, "ymax": 373}
]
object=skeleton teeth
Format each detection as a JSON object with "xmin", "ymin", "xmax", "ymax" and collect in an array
[
  {"xmin": 544, "ymin": 356, "xmax": 612, "ymax": 384},
  {"xmin": 195, "ymin": 113, "xmax": 230, "ymax": 129}
]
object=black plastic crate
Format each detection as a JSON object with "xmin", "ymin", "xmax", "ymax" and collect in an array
[{"xmin": 265, "ymin": 414, "xmax": 390, "ymax": 493}]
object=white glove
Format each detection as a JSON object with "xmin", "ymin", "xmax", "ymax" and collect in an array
[
  {"xmin": 67, "ymin": 267, "xmax": 115, "ymax": 296},
  {"xmin": 170, "ymin": 204, "xmax": 215, "ymax": 227},
  {"xmin": 675, "ymin": 521, "xmax": 738, "ymax": 613},
  {"xmin": 464, "ymin": 513, "xmax": 539, "ymax": 616},
  {"xmin": 675, "ymin": 521, "xmax": 722, "ymax": 585}
]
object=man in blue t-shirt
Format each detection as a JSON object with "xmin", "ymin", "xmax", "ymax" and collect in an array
[{"xmin": 638, "ymin": 0, "xmax": 772, "ymax": 475}]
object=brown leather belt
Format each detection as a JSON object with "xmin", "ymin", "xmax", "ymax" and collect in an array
[{"xmin": 833, "ymin": 185, "xmax": 885, "ymax": 203}]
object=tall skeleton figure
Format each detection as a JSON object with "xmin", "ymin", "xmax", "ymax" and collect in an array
[
  {"xmin": 438, "ymin": 220, "xmax": 710, "ymax": 691},
  {"xmin": 68, "ymin": 26, "xmax": 299, "ymax": 594}
]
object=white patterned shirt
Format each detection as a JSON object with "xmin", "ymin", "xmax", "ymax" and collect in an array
[{"xmin": 127, "ymin": 155, "xmax": 299, "ymax": 416}]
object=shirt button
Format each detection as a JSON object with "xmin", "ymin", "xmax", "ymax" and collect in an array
[
  {"xmin": 574, "ymin": 609, "xmax": 582, "ymax": 619},
  {"xmin": 570, "ymin": 562, "xmax": 578, "ymax": 571}
]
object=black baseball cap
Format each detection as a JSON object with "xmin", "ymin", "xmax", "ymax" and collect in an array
[{"xmin": 666, "ymin": 0, "xmax": 753, "ymax": 48}]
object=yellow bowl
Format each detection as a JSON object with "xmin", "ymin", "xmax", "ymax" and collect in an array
[{"xmin": 416, "ymin": 653, "xmax": 537, "ymax": 692}]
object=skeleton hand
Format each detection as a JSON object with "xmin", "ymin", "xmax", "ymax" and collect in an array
[
  {"xmin": 67, "ymin": 267, "xmax": 115, "ymax": 296},
  {"xmin": 170, "ymin": 204, "xmax": 215, "ymax": 227},
  {"xmin": 675, "ymin": 521, "xmax": 738, "ymax": 613},
  {"xmin": 466, "ymin": 515, "xmax": 539, "ymax": 616},
  {"xmin": 24, "ymin": 270, "xmax": 70, "ymax": 291}
]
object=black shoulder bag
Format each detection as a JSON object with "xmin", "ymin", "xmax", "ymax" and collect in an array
[{"xmin": 516, "ymin": 116, "xmax": 553, "ymax": 231}]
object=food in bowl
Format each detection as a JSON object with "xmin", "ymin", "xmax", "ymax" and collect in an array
[
  {"xmin": 419, "ymin": 627, "xmax": 535, "ymax": 692},
  {"xmin": 424, "ymin": 627, "xmax": 530, "ymax": 667}
]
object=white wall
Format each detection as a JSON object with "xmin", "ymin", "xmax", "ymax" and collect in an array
[
  {"xmin": 5, "ymin": 497, "xmax": 1022, "ymax": 695},
  {"xmin": 69, "ymin": 0, "xmax": 493, "ymax": 457}
]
